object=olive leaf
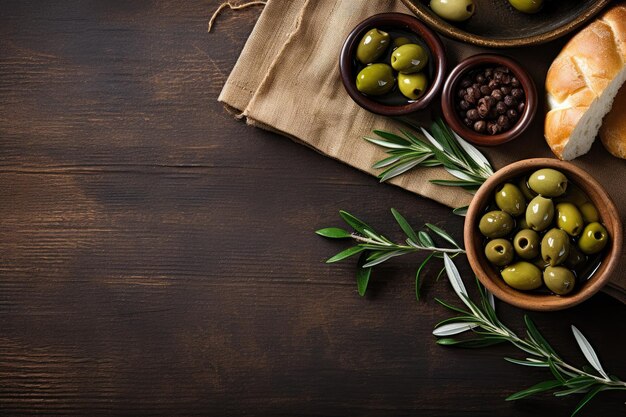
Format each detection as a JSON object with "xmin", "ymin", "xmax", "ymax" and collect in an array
[
  {"xmin": 434, "ymin": 255, "xmax": 626, "ymax": 416},
  {"xmin": 365, "ymin": 119, "xmax": 494, "ymax": 193},
  {"xmin": 316, "ymin": 209, "xmax": 464, "ymax": 299}
]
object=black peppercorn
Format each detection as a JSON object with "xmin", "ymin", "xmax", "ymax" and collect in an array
[
  {"xmin": 480, "ymin": 85, "xmax": 492, "ymax": 95},
  {"xmin": 491, "ymin": 89, "xmax": 503, "ymax": 101},
  {"xmin": 464, "ymin": 93, "xmax": 476, "ymax": 105},
  {"xmin": 511, "ymin": 88, "xmax": 524, "ymax": 99},
  {"xmin": 517, "ymin": 101, "xmax": 525, "ymax": 114},
  {"xmin": 474, "ymin": 120, "xmax": 487, "ymax": 133},
  {"xmin": 475, "ymin": 74, "xmax": 485, "ymax": 84},
  {"xmin": 477, "ymin": 100, "xmax": 490, "ymax": 118},
  {"xmin": 487, "ymin": 122, "xmax": 501, "ymax": 135},
  {"xmin": 488, "ymin": 79, "xmax": 499, "ymax": 90},
  {"xmin": 510, "ymin": 77, "xmax": 520, "ymax": 87},
  {"xmin": 504, "ymin": 95, "xmax": 516, "ymax": 107},
  {"xmin": 507, "ymin": 108, "xmax": 518, "ymax": 120},
  {"xmin": 459, "ymin": 100, "xmax": 470, "ymax": 110},
  {"xmin": 500, "ymin": 85, "xmax": 511, "ymax": 95},
  {"xmin": 467, "ymin": 108, "xmax": 480, "ymax": 121},
  {"xmin": 460, "ymin": 78, "xmax": 472, "ymax": 88},
  {"xmin": 496, "ymin": 101, "xmax": 507, "ymax": 114},
  {"xmin": 497, "ymin": 115, "xmax": 511, "ymax": 129},
  {"xmin": 463, "ymin": 117, "xmax": 472, "ymax": 127}
]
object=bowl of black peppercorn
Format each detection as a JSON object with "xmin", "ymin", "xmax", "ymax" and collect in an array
[{"xmin": 441, "ymin": 54, "xmax": 537, "ymax": 146}]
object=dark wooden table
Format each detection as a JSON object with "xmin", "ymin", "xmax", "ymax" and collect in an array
[{"xmin": 1, "ymin": 1, "xmax": 625, "ymax": 416}]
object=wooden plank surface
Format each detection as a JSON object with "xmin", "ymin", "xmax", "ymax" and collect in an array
[{"xmin": 0, "ymin": 1, "xmax": 625, "ymax": 416}]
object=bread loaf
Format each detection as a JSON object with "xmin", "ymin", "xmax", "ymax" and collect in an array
[
  {"xmin": 599, "ymin": 84, "xmax": 626, "ymax": 158},
  {"xmin": 544, "ymin": 4, "xmax": 626, "ymax": 160}
]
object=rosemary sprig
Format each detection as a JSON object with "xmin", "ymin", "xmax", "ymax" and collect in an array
[
  {"xmin": 364, "ymin": 119, "xmax": 494, "ymax": 192},
  {"xmin": 435, "ymin": 254, "xmax": 626, "ymax": 416},
  {"xmin": 316, "ymin": 209, "xmax": 464, "ymax": 299}
]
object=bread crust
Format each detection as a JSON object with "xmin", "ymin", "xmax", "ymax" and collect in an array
[{"xmin": 544, "ymin": 3, "xmax": 626, "ymax": 160}]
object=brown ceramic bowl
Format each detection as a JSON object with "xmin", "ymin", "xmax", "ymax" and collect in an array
[
  {"xmin": 339, "ymin": 13, "xmax": 446, "ymax": 116},
  {"xmin": 465, "ymin": 159, "xmax": 622, "ymax": 311},
  {"xmin": 399, "ymin": 0, "xmax": 611, "ymax": 48},
  {"xmin": 441, "ymin": 54, "xmax": 537, "ymax": 147}
]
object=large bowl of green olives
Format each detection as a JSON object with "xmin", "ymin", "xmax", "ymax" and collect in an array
[
  {"xmin": 340, "ymin": 13, "xmax": 446, "ymax": 116},
  {"xmin": 464, "ymin": 159, "xmax": 622, "ymax": 311}
]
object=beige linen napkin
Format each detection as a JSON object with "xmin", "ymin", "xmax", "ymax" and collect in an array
[{"xmin": 218, "ymin": 0, "xmax": 626, "ymax": 302}]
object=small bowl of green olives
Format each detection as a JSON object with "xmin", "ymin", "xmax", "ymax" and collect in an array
[
  {"xmin": 464, "ymin": 158, "xmax": 622, "ymax": 311},
  {"xmin": 340, "ymin": 13, "xmax": 446, "ymax": 116}
]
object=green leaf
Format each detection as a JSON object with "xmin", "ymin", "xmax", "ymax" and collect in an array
[
  {"xmin": 436, "ymin": 336, "xmax": 506, "ymax": 348},
  {"xmin": 506, "ymin": 380, "xmax": 563, "ymax": 401},
  {"xmin": 356, "ymin": 252, "xmax": 372, "ymax": 297},
  {"xmin": 417, "ymin": 231, "xmax": 435, "ymax": 247},
  {"xmin": 524, "ymin": 315, "xmax": 559, "ymax": 358},
  {"xmin": 425, "ymin": 223, "xmax": 461, "ymax": 248},
  {"xmin": 372, "ymin": 130, "xmax": 412, "ymax": 145},
  {"xmin": 435, "ymin": 298, "xmax": 470, "ymax": 315},
  {"xmin": 362, "ymin": 250, "xmax": 407, "ymax": 268},
  {"xmin": 415, "ymin": 253, "xmax": 434, "ymax": 301},
  {"xmin": 554, "ymin": 385, "xmax": 594, "ymax": 397},
  {"xmin": 571, "ymin": 325, "xmax": 610, "ymax": 380},
  {"xmin": 504, "ymin": 357, "xmax": 549, "ymax": 368},
  {"xmin": 315, "ymin": 227, "xmax": 352, "ymax": 239},
  {"xmin": 390, "ymin": 208, "xmax": 418, "ymax": 242},
  {"xmin": 339, "ymin": 210, "xmax": 374, "ymax": 235},
  {"xmin": 571, "ymin": 385, "xmax": 604, "ymax": 417},
  {"xmin": 379, "ymin": 156, "xmax": 430, "ymax": 182},
  {"xmin": 453, "ymin": 206, "xmax": 468, "ymax": 216},
  {"xmin": 372, "ymin": 154, "xmax": 403, "ymax": 169},
  {"xmin": 326, "ymin": 246, "xmax": 364, "ymax": 263}
]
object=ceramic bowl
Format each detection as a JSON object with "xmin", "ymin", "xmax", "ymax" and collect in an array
[
  {"xmin": 464, "ymin": 158, "xmax": 622, "ymax": 311},
  {"xmin": 339, "ymin": 12, "xmax": 446, "ymax": 116},
  {"xmin": 441, "ymin": 54, "xmax": 537, "ymax": 147}
]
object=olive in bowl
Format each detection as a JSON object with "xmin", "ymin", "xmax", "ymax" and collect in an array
[
  {"xmin": 340, "ymin": 13, "xmax": 446, "ymax": 116},
  {"xmin": 464, "ymin": 158, "xmax": 622, "ymax": 311},
  {"xmin": 441, "ymin": 54, "xmax": 537, "ymax": 146}
]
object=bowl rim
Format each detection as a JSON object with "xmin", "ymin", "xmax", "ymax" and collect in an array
[
  {"xmin": 399, "ymin": 0, "xmax": 612, "ymax": 48},
  {"xmin": 339, "ymin": 12, "xmax": 447, "ymax": 116},
  {"xmin": 464, "ymin": 158, "xmax": 623, "ymax": 311},
  {"xmin": 441, "ymin": 53, "xmax": 537, "ymax": 146}
]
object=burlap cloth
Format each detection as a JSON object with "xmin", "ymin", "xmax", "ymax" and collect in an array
[{"xmin": 218, "ymin": 0, "xmax": 626, "ymax": 303}]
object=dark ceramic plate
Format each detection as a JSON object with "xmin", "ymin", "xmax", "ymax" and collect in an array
[{"xmin": 400, "ymin": 0, "xmax": 611, "ymax": 48}]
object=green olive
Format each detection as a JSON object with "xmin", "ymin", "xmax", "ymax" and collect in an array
[
  {"xmin": 564, "ymin": 244, "xmax": 587, "ymax": 270},
  {"xmin": 508, "ymin": 0, "xmax": 543, "ymax": 14},
  {"xmin": 578, "ymin": 222, "xmax": 609, "ymax": 255},
  {"xmin": 518, "ymin": 176, "xmax": 537, "ymax": 201},
  {"xmin": 531, "ymin": 257, "xmax": 550, "ymax": 270},
  {"xmin": 356, "ymin": 29, "xmax": 391, "ymax": 65},
  {"xmin": 555, "ymin": 183, "xmax": 588, "ymax": 207},
  {"xmin": 513, "ymin": 229, "xmax": 540, "ymax": 260},
  {"xmin": 501, "ymin": 261, "xmax": 542, "ymax": 291},
  {"xmin": 485, "ymin": 239, "xmax": 514, "ymax": 267},
  {"xmin": 393, "ymin": 36, "xmax": 411, "ymax": 48},
  {"xmin": 526, "ymin": 195, "xmax": 554, "ymax": 232},
  {"xmin": 398, "ymin": 72, "xmax": 428, "ymax": 100},
  {"xmin": 579, "ymin": 202, "xmax": 599, "ymax": 223},
  {"xmin": 495, "ymin": 183, "xmax": 526, "ymax": 216},
  {"xmin": 429, "ymin": 0, "xmax": 475, "ymax": 22},
  {"xmin": 541, "ymin": 228, "xmax": 570, "ymax": 267},
  {"xmin": 479, "ymin": 210, "xmax": 515, "ymax": 238},
  {"xmin": 555, "ymin": 203, "xmax": 584, "ymax": 237},
  {"xmin": 356, "ymin": 63, "xmax": 395, "ymax": 96},
  {"xmin": 391, "ymin": 44, "xmax": 428, "ymax": 74},
  {"xmin": 517, "ymin": 216, "xmax": 529, "ymax": 230},
  {"xmin": 543, "ymin": 266, "xmax": 575, "ymax": 295},
  {"xmin": 528, "ymin": 168, "xmax": 568, "ymax": 197}
]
